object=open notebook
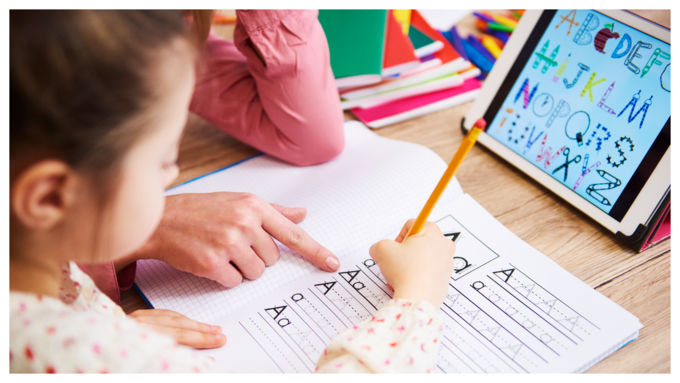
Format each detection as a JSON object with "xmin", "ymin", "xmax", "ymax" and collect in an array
[{"xmin": 134, "ymin": 121, "xmax": 641, "ymax": 373}]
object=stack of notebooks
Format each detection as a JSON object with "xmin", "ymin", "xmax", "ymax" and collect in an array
[{"xmin": 318, "ymin": 10, "xmax": 484, "ymax": 128}]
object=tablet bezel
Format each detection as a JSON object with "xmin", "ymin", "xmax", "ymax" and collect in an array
[{"xmin": 463, "ymin": 10, "xmax": 670, "ymax": 237}]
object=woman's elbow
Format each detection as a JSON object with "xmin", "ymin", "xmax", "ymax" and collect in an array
[
  {"xmin": 288, "ymin": 130, "xmax": 345, "ymax": 166},
  {"xmin": 284, "ymin": 114, "xmax": 346, "ymax": 166}
]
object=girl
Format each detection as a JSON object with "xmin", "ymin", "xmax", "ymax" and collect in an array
[{"xmin": 10, "ymin": 10, "xmax": 455, "ymax": 373}]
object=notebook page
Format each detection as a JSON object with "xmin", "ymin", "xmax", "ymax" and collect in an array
[
  {"xmin": 135, "ymin": 121, "xmax": 464, "ymax": 322},
  {"xmin": 200, "ymin": 195, "xmax": 641, "ymax": 373}
]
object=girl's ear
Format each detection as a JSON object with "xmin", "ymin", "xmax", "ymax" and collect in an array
[{"xmin": 11, "ymin": 160, "xmax": 80, "ymax": 230}]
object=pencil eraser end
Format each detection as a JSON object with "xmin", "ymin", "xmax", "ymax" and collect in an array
[{"xmin": 474, "ymin": 118, "xmax": 487, "ymax": 131}]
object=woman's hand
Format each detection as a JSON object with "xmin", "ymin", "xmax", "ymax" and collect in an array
[
  {"xmin": 369, "ymin": 219, "xmax": 456, "ymax": 308},
  {"xmin": 129, "ymin": 309, "xmax": 226, "ymax": 349},
  {"xmin": 120, "ymin": 192, "xmax": 340, "ymax": 287}
]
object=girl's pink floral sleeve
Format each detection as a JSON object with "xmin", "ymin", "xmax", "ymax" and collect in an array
[{"xmin": 316, "ymin": 299, "xmax": 444, "ymax": 373}]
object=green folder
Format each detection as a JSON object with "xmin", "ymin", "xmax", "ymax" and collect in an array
[
  {"xmin": 407, "ymin": 25, "xmax": 443, "ymax": 58},
  {"xmin": 318, "ymin": 10, "xmax": 387, "ymax": 87},
  {"xmin": 408, "ymin": 26, "xmax": 436, "ymax": 50}
]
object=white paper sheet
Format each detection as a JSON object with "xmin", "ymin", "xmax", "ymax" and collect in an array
[{"xmin": 201, "ymin": 195, "xmax": 641, "ymax": 373}]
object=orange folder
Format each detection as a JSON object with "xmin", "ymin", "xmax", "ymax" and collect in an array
[{"xmin": 383, "ymin": 10, "xmax": 420, "ymax": 76}]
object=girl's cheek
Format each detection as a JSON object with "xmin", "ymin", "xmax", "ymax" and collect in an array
[
  {"xmin": 164, "ymin": 165, "xmax": 179, "ymax": 188},
  {"xmin": 108, "ymin": 167, "xmax": 167, "ymax": 261},
  {"xmin": 139, "ymin": 173, "xmax": 167, "ymax": 244}
]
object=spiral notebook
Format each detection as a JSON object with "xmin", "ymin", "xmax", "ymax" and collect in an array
[{"xmin": 134, "ymin": 121, "xmax": 641, "ymax": 373}]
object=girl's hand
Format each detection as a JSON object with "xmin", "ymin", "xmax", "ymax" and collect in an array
[
  {"xmin": 369, "ymin": 219, "xmax": 456, "ymax": 308},
  {"xmin": 129, "ymin": 309, "xmax": 226, "ymax": 349}
]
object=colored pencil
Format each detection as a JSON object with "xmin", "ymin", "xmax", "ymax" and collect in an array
[
  {"xmin": 473, "ymin": 11, "xmax": 496, "ymax": 23},
  {"xmin": 488, "ymin": 22, "xmax": 515, "ymax": 33},
  {"xmin": 461, "ymin": 39, "xmax": 494, "ymax": 73},
  {"xmin": 466, "ymin": 35, "xmax": 496, "ymax": 63},
  {"xmin": 481, "ymin": 35, "xmax": 503, "ymax": 58},
  {"xmin": 492, "ymin": 14, "xmax": 518, "ymax": 28},
  {"xmin": 445, "ymin": 26, "xmax": 469, "ymax": 61},
  {"xmin": 484, "ymin": 33, "xmax": 505, "ymax": 48},
  {"xmin": 486, "ymin": 29, "xmax": 510, "ymax": 44}
]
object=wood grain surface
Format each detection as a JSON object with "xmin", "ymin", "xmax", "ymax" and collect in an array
[{"xmin": 121, "ymin": 10, "xmax": 671, "ymax": 373}]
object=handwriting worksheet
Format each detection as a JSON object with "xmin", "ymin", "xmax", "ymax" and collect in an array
[
  {"xmin": 201, "ymin": 195, "xmax": 641, "ymax": 373},
  {"xmin": 134, "ymin": 122, "xmax": 641, "ymax": 373}
]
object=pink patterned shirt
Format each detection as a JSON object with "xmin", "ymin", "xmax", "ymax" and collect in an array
[
  {"xmin": 10, "ymin": 264, "xmax": 442, "ymax": 373},
  {"xmin": 10, "ymin": 263, "xmax": 217, "ymax": 373}
]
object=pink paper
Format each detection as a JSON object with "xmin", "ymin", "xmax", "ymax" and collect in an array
[{"xmin": 352, "ymin": 77, "xmax": 482, "ymax": 123}]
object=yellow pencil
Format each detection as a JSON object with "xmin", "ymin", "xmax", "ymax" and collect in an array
[
  {"xmin": 481, "ymin": 35, "xmax": 503, "ymax": 59},
  {"xmin": 405, "ymin": 118, "xmax": 486, "ymax": 238},
  {"xmin": 492, "ymin": 14, "xmax": 518, "ymax": 28}
]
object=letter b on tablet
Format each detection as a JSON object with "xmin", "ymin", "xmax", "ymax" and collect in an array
[{"xmin": 573, "ymin": 13, "xmax": 599, "ymax": 45}]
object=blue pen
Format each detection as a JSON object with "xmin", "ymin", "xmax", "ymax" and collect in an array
[
  {"xmin": 466, "ymin": 35, "xmax": 496, "ymax": 64},
  {"xmin": 441, "ymin": 30, "xmax": 454, "ymax": 44},
  {"xmin": 446, "ymin": 26, "xmax": 470, "ymax": 61},
  {"xmin": 461, "ymin": 38, "xmax": 494, "ymax": 73},
  {"xmin": 486, "ymin": 29, "xmax": 510, "ymax": 44},
  {"xmin": 473, "ymin": 11, "xmax": 496, "ymax": 23}
]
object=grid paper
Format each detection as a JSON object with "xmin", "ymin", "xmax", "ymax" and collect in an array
[{"xmin": 135, "ymin": 121, "xmax": 464, "ymax": 323}]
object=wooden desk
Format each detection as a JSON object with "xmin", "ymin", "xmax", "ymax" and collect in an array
[{"xmin": 122, "ymin": 10, "xmax": 670, "ymax": 373}]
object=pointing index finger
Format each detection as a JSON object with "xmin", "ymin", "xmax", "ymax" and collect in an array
[{"xmin": 261, "ymin": 204, "xmax": 339, "ymax": 272}]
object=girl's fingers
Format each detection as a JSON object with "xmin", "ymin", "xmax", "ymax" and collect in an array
[
  {"xmin": 369, "ymin": 239, "xmax": 399, "ymax": 264},
  {"xmin": 130, "ymin": 309, "xmax": 187, "ymax": 318},
  {"xmin": 395, "ymin": 219, "xmax": 416, "ymax": 243},
  {"xmin": 138, "ymin": 323, "xmax": 226, "ymax": 349},
  {"xmin": 422, "ymin": 220, "xmax": 444, "ymax": 236},
  {"xmin": 131, "ymin": 310, "xmax": 222, "ymax": 334}
]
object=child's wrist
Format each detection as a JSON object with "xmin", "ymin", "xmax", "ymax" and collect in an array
[{"xmin": 392, "ymin": 285, "xmax": 442, "ymax": 308}]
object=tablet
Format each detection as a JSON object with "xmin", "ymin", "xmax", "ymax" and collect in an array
[{"xmin": 464, "ymin": 10, "xmax": 670, "ymax": 238}]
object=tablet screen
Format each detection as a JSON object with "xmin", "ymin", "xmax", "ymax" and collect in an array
[{"xmin": 483, "ymin": 10, "xmax": 670, "ymax": 221}]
